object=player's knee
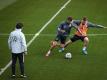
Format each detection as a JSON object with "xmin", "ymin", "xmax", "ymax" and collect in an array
[
  {"xmin": 84, "ymin": 37, "xmax": 89, "ymax": 43},
  {"xmin": 50, "ymin": 41, "xmax": 57, "ymax": 47}
]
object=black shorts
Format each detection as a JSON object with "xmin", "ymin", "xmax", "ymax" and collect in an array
[
  {"xmin": 55, "ymin": 34, "xmax": 67, "ymax": 44},
  {"xmin": 70, "ymin": 35, "xmax": 87, "ymax": 42}
]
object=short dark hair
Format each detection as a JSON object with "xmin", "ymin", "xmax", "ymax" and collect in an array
[
  {"xmin": 83, "ymin": 17, "xmax": 87, "ymax": 21},
  {"xmin": 67, "ymin": 16, "xmax": 73, "ymax": 21},
  {"xmin": 16, "ymin": 23, "xmax": 23, "ymax": 29}
]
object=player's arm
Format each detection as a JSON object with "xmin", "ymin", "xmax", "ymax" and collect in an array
[
  {"xmin": 58, "ymin": 28, "xmax": 65, "ymax": 33},
  {"xmin": 8, "ymin": 33, "xmax": 12, "ymax": 50},
  {"xmin": 87, "ymin": 22, "xmax": 105, "ymax": 28},
  {"xmin": 71, "ymin": 20, "xmax": 81, "ymax": 28},
  {"xmin": 21, "ymin": 33, "xmax": 27, "ymax": 55},
  {"xmin": 58, "ymin": 23, "xmax": 66, "ymax": 33},
  {"xmin": 71, "ymin": 20, "xmax": 82, "ymax": 31}
]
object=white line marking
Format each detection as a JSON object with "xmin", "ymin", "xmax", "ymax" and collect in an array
[
  {"xmin": 0, "ymin": 0, "xmax": 71, "ymax": 76},
  {"xmin": 0, "ymin": 33, "xmax": 107, "ymax": 36},
  {"xmin": 88, "ymin": 34, "xmax": 107, "ymax": 36},
  {"xmin": 27, "ymin": 0, "xmax": 71, "ymax": 47},
  {"xmin": 0, "ymin": 61, "xmax": 12, "ymax": 75}
]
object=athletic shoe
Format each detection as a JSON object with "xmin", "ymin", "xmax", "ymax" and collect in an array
[
  {"xmin": 59, "ymin": 48, "xmax": 64, "ymax": 53},
  {"xmin": 82, "ymin": 49, "xmax": 88, "ymax": 55},
  {"xmin": 20, "ymin": 74, "xmax": 27, "ymax": 78},
  {"xmin": 11, "ymin": 75, "xmax": 16, "ymax": 78}
]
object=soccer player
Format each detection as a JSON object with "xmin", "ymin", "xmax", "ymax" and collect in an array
[
  {"xmin": 45, "ymin": 17, "xmax": 73, "ymax": 57},
  {"xmin": 64, "ymin": 17, "xmax": 104, "ymax": 55},
  {"xmin": 8, "ymin": 23, "xmax": 27, "ymax": 78},
  {"xmin": 46, "ymin": 17, "xmax": 84, "ymax": 56}
]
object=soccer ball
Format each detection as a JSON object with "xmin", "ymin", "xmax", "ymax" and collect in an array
[{"xmin": 65, "ymin": 53, "xmax": 72, "ymax": 59}]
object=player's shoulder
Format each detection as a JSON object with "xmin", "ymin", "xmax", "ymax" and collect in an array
[
  {"xmin": 72, "ymin": 20, "xmax": 80, "ymax": 23},
  {"xmin": 10, "ymin": 30, "xmax": 16, "ymax": 35},
  {"xmin": 59, "ymin": 21, "xmax": 67, "ymax": 27},
  {"xmin": 11, "ymin": 29, "xmax": 24, "ymax": 36},
  {"xmin": 57, "ymin": 21, "xmax": 65, "ymax": 27},
  {"xmin": 72, "ymin": 20, "xmax": 81, "ymax": 25},
  {"xmin": 20, "ymin": 31, "xmax": 24, "ymax": 36}
]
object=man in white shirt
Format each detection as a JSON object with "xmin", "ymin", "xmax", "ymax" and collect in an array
[{"xmin": 8, "ymin": 23, "xmax": 27, "ymax": 78}]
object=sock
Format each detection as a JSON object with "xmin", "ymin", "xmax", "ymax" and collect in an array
[
  {"xmin": 47, "ymin": 50, "xmax": 51, "ymax": 55},
  {"xmin": 62, "ymin": 48, "xmax": 65, "ymax": 51},
  {"xmin": 83, "ymin": 47, "xmax": 87, "ymax": 51},
  {"xmin": 60, "ymin": 48, "xmax": 64, "ymax": 51}
]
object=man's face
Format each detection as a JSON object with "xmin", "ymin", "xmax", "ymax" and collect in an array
[
  {"xmin": 67, "ymin": 20, "xmax": 72, "ymax": 24},
  {"xmin": 82, "ymin": 20, "xmax": 86, "ymax": 25}
]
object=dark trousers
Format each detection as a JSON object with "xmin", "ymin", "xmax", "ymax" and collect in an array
[{"xmin": 12, "ymin": 53, "xmax": 24, "ymax": 75}]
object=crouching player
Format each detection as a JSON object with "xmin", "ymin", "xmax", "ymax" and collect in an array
[
  {"xmin": 65, "ymin": 17, "xmax": 105, "ymax": 55},
  {"xmin": 45, "ymin": 17, "xmax": 73, "ymax": 57}
]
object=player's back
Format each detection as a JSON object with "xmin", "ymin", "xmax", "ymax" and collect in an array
[{"xmin": 9, "ymin": 29, "xmax": 24, "ymax": 53}]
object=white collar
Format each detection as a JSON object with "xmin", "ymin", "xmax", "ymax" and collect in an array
[{"xmin": 15, "ymin": 29, "xmax": 22, "ymax": 32}]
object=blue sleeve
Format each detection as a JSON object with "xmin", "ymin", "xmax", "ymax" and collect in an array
[
  {"xmin": 87, "ymin": 22, "xmax": 104, "ymax": 28},
  {"xmin": 58, "ymin": 23, "xmax": 64, "ymax": 30},
  {"xmin": 71, "ymin": 20, "xmax": 81, "ymax": 29},
  {"xmin": 72, "ymin": 20, "xmax": 81, "ymax": 26}
]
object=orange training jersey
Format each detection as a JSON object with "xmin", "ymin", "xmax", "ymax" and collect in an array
[{"xmin": 75, "ymin": 21, "xmax": 88, "ymax": 36}]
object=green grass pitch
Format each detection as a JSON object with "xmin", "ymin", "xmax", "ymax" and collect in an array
[{"xmin": 0, "ymin": 0, "xmax": 107, "ymax": 80}]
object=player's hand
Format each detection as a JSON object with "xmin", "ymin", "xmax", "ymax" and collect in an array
[
  {"xmin": 51, "ymin": 41, "xmax": 57, "ymax": 47},
  {"xmin": 103, "ymin": 26, "xmax": 107, "ymax": 28},
  {"xmin": 24, "ymin": 51, "xmax": 28, "ymax": 55},
  {"xmin": 60, "ymin": 30, "xmax": 65, "ymax": 33},
  {"xmin": 97, "ymin": 25, "xmax": 105, "ymax": 28}
]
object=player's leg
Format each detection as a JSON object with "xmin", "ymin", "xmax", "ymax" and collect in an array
[
  {"xmin": 64, "ymin": 35, "xmax": 79, "ymax": 48},
  {"xmin": 45, "ymin": 41, "xmax": 59, "ymax": 56},
  {"xmin": 18, "ymin": 53, "xmax": 27, "ymax": 78},
  {"xmin": 59, "ymin": 35, "xmax": 66, "ymax": 52},
  {"xmin": 11, "ymin": 53, "xmax": 17, "ymax": 77},
  {"xmin": 64, "ymin": 39, "xmax": 72, "ymax": 48},
  {"xmin": 59, "ymin": 43, "xmax": 65, "ymax": 52},
  {"xmin": 45, "ymin": 35, "xmax": 60, "ymax": 56},
  {"xmin": 50, "ymin": 41, "xmax": 59, "ymax": 51},
  {"xmin": 82, "ymin": 37, "xmax": 89, "ymax": 55}
]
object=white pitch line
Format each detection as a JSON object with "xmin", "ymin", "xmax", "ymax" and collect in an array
[
  {"xmin": 88, "ymin": 34, "xmax": 107, "ymax": 36},
  {"xmin": 27, "ymin": 0, "xmax": 71, "ymax": 47},
  {"xmin": 0, "ymin": 33, "xmax": 107, "ymax": 36},
  {"xmin": 0, "ymin": 0, "xmax": 71, "ymax": 76}
]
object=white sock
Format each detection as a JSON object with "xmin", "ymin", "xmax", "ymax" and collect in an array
[
  {"xmin": 62, "ymin": 48, "xmax": 65, "ymax": 50},
  {"xmin": 83, "ymin": 47, "xmax": 87, "ymax": 51},
  {"xmin": 47, "ymin": 50, "xmax": 51, "ymax": 55}
]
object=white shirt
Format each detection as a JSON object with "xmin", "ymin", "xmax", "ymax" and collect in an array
[{"xmin": 8, "ymin": 29, "xmax": 27, "ymax": 54}]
